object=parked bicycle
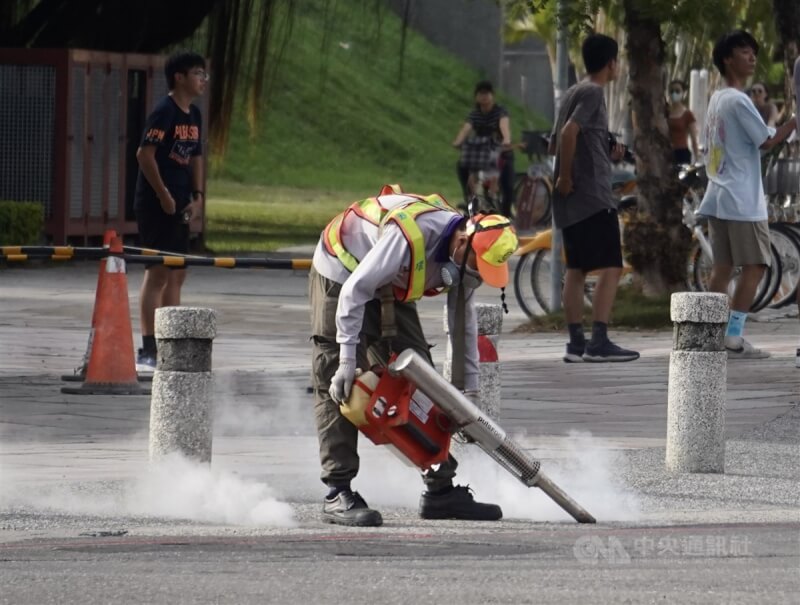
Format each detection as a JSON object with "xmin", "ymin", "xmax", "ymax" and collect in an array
[
  {"xmin": 512, "ymin": 131, "xmax": 555, "ymax": 234},
  {"xmin": 763, "ymin": 144, "xmax": 800, "ymax": 307},
  {"xmin": 512, "ymin": 131, "xmax": 636, "ymax": 235},
  {"xmin": 680, "ymin": 163, "xmax": 799, "ymax": 311},
  {"xmin": 513, "ymin": 141, "xmax": 800, "ymax": 318},
  {"xmin": 513, "ymin": 173, "xmax": 638, "ymax": 317}
]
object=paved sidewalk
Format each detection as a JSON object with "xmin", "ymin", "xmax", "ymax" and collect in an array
[{"xmin": 0, "ymin": 262, "xmax": 798, "ymax": 604}]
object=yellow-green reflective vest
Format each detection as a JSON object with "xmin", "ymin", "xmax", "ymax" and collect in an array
[{"xmin": 322, "ymin": 194, "xmax": 456, "ymax": 302}]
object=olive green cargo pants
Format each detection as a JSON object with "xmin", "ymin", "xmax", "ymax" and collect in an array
[{"xmin": 309, "ymin": 266, "xmax": 458, "ymax": 491}]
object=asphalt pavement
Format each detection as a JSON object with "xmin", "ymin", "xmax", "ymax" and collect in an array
[{"xmin": 0, "ymin": 257, "xmax": 798, "ymax": 604}]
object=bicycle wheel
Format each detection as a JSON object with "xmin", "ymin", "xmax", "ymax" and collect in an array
[
  {"xmin": 532, "ymin": 178, "xmax": 552, "ymax": 226},
  {"xmin": 530, "ymin": 248, "xmax": 592, "ymax": 313},
  {"xmin": 506, "ymin": 172, "xmax": 527, "ymax": 222},
  {"xmin": 513, "ymin": 176, "xmax": 551, "ymax": 232},
  {"xmin": 513, "ymin": 250, "xmax": 540, "ymax": 318},
  {"xmin": 689, "ymin": 241, "xmax": 779, "ymax": 313},
  {"xmin": 768, "ymin": 223, "xmax": 800, "ymax": 308},
  {"xmin": 688, "ymin": 241, "xmax": 712, "ymax": 292},
  {"xmin": 531, "ymin": 248, "xmax": 557, "ymax": 314},
  {"xmin": 512, "ymin": 175, "xmax": 533, "ymax": 231},
  {"xmin": 751, "ymin": 242, "xmax": 782, "ymax": 312}
]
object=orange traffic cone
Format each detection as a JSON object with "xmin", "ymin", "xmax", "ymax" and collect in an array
[
  {"xmin": 62, "ymin": 229, "xmax": 116, "ymax": 382},
  {"xmin": 61, "ymin": 235, "xmax": 149, "ymax": 395}
]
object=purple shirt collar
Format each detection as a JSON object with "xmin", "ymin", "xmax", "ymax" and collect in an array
[{"xmin": 436, "ymin": 214, "xmax": 464, "ymax": 262}]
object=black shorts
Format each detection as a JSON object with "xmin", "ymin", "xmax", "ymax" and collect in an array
[
  {"xmin": 135, "ymin": 199, "xmax": 190, "ymax": 258},
  {"xmin": 562, "ymin": 209, "xmax": 623, "ymax": 272},
  {"xmin": 673, "ymin": 148, "xmax": 692, "ymax": 165}
]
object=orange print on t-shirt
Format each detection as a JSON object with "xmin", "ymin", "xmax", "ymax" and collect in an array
[
  {"xmin": 173, "ymin": 125, "xmax": 199, "ymax": 141},
  {"xmin": 144, "ymin": 128, "xmax": 165, "ymax": 142}
]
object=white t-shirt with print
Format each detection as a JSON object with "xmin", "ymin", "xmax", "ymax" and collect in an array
[{"xmin": 699, "ymin": 87, "xmax": 775, "ymax": 221}]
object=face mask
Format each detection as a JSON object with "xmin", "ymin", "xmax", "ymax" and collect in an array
[
  {"xmin": 670, "ymin": 92, "xmax": 682, "ymax": 102},
  {"xmin": 442, "ymin": 257, "xmax": 483, "ymax": 290}
]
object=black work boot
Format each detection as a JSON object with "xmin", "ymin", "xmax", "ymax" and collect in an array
[
  {"xmin": 322, "ymin": 490, "xmax": 383, "ymax": 527},
  {"xmin": 419, "ymin": 485, "xmax": 502, "ymax": 521}
]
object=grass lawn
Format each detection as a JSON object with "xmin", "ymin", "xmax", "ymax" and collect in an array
[
  {"xmin": 203, "ymin": 0, "xmax": 548, "ymax": 253},
  {"xmin": 204, "ymin": 176, "xmax": 473, "ymax": 253},
  {"xmin": 204, "ymin": 180, "xmax": 469, "ymax": 253},
  {"xmin": 204, "ymin": 181, "xmax": 361, "ymax": 253},
  {"xmin": 214, "ymin": 0, "xmax": 548, "ymax": 192}
]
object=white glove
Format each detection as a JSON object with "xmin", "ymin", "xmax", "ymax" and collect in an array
[{"xmin": 329, "ymin": 358, "xmax": 357, "ymax": 403}]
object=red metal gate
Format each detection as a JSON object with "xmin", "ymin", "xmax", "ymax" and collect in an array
[{"xmin": 0, "ymin": 49, "xmax": 208, "ymax": 245}]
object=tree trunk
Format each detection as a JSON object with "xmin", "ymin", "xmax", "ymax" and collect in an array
[
  {"xmin": 773, "ymin": 0, "xmax": 800, "ymax": 121},
  {"xmin": 621, "ymin": 0, "xmax": 691, "ymax": 295}
]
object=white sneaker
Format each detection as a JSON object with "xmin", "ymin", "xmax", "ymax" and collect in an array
[
  {"xmin": 724, "ymin": 335, "xmax": 742, "ymax": 350},
  {"xmin": 726, "ymin": 338, "xmax": 771, "ymax": 360}
]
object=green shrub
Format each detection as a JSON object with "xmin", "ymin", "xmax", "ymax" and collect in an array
[{"xmin": 0, "ymin": 201, "xmax": 45, "ymax": 246}]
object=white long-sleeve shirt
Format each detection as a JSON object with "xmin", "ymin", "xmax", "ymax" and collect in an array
[{"xmin": 312, "ymin": 194, "xmax": 479, "ymax": 390}]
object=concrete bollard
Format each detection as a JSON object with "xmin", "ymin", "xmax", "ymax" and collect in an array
[
  {"xmin": 443, "ymin": 303, "xmax": 503, "ymax": 420},
  {"xmin": 666, "ymin": 292, "xmax": 728, "ymax": 473},
  {"xmin": 149, "ymin": 307, "xmax": 216, "ymax": 463}
]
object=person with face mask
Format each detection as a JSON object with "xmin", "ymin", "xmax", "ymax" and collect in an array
[
  {"xmin": 667, "ymin": 80, "xmax": 700, "ymax": 166},
  {"xmin": 748, "ymin": 81, "xmax": 779, "ymax": 127},
  {"xmin": 309, "ymin": 185, "xmax": 518, "ymax": 526}
]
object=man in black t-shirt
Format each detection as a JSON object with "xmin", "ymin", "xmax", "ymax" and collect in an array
[
  {"xmin": 451, "ymin": 81, "xmax": 515, "ymax": 216},
  {"xmin": 134, "ymin": 51, "xmax": 207, "ymax": 369}
]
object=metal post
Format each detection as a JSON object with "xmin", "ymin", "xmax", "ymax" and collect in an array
[
  {"xmin": 554, "ymin": 0, "xmax": 570, "ymax": 124},
  {"xmin": 689, "ymin": 68, "xmax": 709, "ymax": 160},
  {"xmin": 550, "ymin": 0, "xmax": 570, "ymax": 310}
]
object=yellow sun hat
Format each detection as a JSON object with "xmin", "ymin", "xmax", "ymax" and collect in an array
[{"xmin": 467, "ymin": 214, "xmax": 519, "ymax": 288}]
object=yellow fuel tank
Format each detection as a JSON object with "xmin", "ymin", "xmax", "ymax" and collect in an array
[{"xmin": 339, "ymin": 370, "xmax": 380, "ymax": 427}]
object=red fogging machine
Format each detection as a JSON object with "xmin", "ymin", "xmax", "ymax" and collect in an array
[{"xmin": 340, "ymin": 349, "xmax": 596, "ymax": 523}]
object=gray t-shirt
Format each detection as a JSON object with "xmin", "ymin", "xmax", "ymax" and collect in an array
[{"xmin": 550, "ymin": 81, "xmax": 614, "ymax": 229}]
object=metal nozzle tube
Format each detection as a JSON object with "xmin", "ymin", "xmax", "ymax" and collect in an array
[
  {"xmin": 389, "ymin": 349, "xmax": 596, "ymax": 524},
  {"xmin": 533, "ymin": 472, "xmax": 596, "ymax": 524}
]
